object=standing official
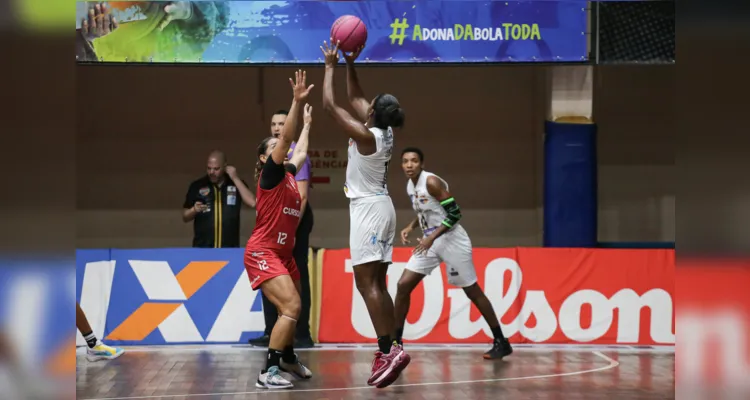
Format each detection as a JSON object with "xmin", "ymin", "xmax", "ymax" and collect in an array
[
  {"xmin": 249, "ymin": 110, "xmax": 315, "ymax": 348},
  {"xmin": 183, "ymin": 150, "xmax": 256, "ymax": 247}
]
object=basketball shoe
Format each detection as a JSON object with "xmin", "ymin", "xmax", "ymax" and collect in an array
[
  {"xmin": 86, "ymin": 342, "xmax": 125, "ymax": 362},
  {"xmin": 256, "ymin": 366, "xmax": 293, "ymax": 389},
  {"xmin": 280, "ymin": 354, "xmax": 313, "ymax": 379},
  {"xmin": 369, "ymin": 343, "xmax": 411, "ymax": 388},
  {"xmin": 483, "ymin": 338, "xmax": 513, "ymax": 360}
]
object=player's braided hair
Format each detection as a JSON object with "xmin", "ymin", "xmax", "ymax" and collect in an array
[
  {"xmin": 255, "ymin": 136, "xmax": 275, "ymax": 181},
  {"xmin": 373, "ymin": 93, "xmax": 405, "ymax": 129}
]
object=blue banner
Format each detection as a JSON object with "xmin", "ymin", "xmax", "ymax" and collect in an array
[
  {"xmin": 0, "ymin": 260, "xmax": 75, "ymax": 374},
  {"xmin": 77, "ymin": 248, "xmax": 266, "ymax": 345},
  {"xmin": 76, "ymin": 1, "xmax": 588, "ymax": 63}
]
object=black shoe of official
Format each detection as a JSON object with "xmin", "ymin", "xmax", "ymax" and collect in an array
[
  {"xmin": 483, "ymin": 338, "xmax": 513, "ymax": 360},
  {"xmin": 294, "ymin": 336, "xmax": 315, "ymax": 349},
  {"xmin": 248, "ymin": 334, "xmax": 271, "ymax": 347}
]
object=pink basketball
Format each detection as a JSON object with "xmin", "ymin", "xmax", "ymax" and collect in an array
[{"xmin": 331, "ymin": 15, "xmax": 367, "ymax": 53}]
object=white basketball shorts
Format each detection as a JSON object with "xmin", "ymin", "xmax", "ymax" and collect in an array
[
  {"xmin": 404, "ymin": 224, "xmax": 478, "ymax": 288},
  {"xmin": 349, "ymin": 195, "xmax": 397, "ymax": 266}
]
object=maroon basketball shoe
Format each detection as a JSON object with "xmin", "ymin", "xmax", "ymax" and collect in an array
[
  {"xmin": 367, "ymin": 351, "xmax": 389, "ymax": 386},
  {"xmin": 374, "ymin": 344, "xmax": 411, "ymax": 389}
]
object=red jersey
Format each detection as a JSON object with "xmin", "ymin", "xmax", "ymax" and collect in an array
[{"xmin": 246, "ymin": 170, "xmax": 302, "ymax": 257}]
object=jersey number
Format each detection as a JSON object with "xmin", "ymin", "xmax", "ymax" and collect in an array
[
  {"xmin": 257, "ymin": 259, "xmax": 269, "ymax": 271},
  {"xmin": 419, "ymin": 213, "xmax": 428, "ymax": 231},
  {"xmin": 277, "ymin": 232, "xmax": 288, "ymax": 245},
  {"xmin": 382, "ymin": 161, "xmax": 390, "ymax": 187}
]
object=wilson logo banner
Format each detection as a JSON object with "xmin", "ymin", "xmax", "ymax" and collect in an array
[{"xmin": 318, "ymin": 247, "xmax": 675, "ymax": 345}]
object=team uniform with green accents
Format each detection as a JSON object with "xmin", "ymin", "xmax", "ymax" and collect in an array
[{"xmin": 405, "ymin": 171, "xmax": 477, "ymax": 288}]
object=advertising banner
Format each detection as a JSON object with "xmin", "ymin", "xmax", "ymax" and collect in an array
[
  {"xmin": 76, "ymin": 248, "xmax": 267, "ymax": 345},
  {"xmin": 318, "ymin": 247, "xmax": 675, "ymax": 345},
  {"xmin": 676, "ymin": 260, "xmax": 750, "ymax": 387},
  {"xmin": 75, "ymin": 1, "xmax": 588, "ymax": 63},
  {"xmin": 76, "ymin": 246, "xmax": 675, "ymax": 346},
  {"xmin": 0, "ymin": 260, "xmax": 76, "ymax": 375}
]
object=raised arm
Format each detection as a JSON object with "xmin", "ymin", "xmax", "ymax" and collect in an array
[
  {"xmin": 271, "ymin": 70, "xmax": 314, "ymax": 165},
  {"xmin": 289, "ymin": 104, "xmax": 312, "ymax": 171},
  {"xmin": 320, "ymin": 40, "xmax": 376, "ymax": 154},
  {"xmin": 342, "ymin": 47, "xmax": 370, "ymax": 122}
]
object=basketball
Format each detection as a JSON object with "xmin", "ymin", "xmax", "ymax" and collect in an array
[{"xmin": 331, "ymin": 15, "xmax": 367, "ymax": 53}]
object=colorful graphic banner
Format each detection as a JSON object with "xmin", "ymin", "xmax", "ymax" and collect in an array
[
  {"xmin": 319, "ymin": 247, "xmax": 675, "ymax": 345},
  {"xmin": 77, "ymin": 246, "xmax": 674, "ymax": 346},
  {"xmin": 75, "ymin": 1, "xmax": 588, "ymax": 63},
  {"xmin": 77, "ymin": 248, "xmax": 267, "ymax": 345}
]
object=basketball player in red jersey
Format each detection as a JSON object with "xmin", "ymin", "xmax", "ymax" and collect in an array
[{"xmin": 245, "ymin": 70, "xmax": 314, "ymax": 390}]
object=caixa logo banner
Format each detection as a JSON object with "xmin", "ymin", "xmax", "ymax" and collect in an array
[
  {"xmin": 77, "ymin": 248, "xmax": 267, "ymax": 346},
  {"xmin": 75, "ymin": 0, "xmax": 587, "ymax": 63},
  {"xmin": 318, "ymin": 247, "xmax": 676, "ymax": 345}
]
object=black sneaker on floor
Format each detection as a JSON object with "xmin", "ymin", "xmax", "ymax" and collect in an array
[
  {"xmin": 294, "ymin": 336, "xmax": 315, "ymax": 349},
  {"xmin": 483, "ymin": 338, "xmax": 513, "ymax": 360},
  {"xmin": 248, "ymin": 334, "xmax": 271, "ymax": 347}
]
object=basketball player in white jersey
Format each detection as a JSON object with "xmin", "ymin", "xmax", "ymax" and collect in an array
[
  {"xmin": 395, "ymin": 147, "xmax": 513, "ymax": 360},
  {"xmin": 321, "ymin": 40, "xmax": 409, "ymax": 389}
]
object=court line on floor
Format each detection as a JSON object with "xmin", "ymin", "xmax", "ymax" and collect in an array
[
  {"xmin": 78, "ymin": 344, "xmax": 674, "ymax": 354},
  {"xmin": 79, "ymin": 350, "xmax": 620, "ymax": 400}
]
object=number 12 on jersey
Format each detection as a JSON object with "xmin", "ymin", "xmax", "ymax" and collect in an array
[{"xmin": 277, "ymin": 232, "xmax": 288, "ymax": 245}]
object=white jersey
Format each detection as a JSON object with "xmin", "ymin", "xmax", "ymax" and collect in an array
[
  {"xmin": 407, "ymin": 171, "xmax": 455, "ymax": 237},
  {"xmin": 344, "ymin": 126, "xmax": 394, "ymax": 199}
]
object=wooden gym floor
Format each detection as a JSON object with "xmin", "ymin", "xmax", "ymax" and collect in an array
[{"xmin": 76, "ymin": 344, "xmax": 675, "ymax": 400}]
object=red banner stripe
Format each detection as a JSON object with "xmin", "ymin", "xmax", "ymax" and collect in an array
[{"xmin": 318, "ymin": 247, "xmax": 675, "ymax": 345}]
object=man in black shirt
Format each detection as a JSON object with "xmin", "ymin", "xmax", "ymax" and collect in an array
[{"xmin": 183, "ymin": 151, "xmax": 256, "ymax": 247}]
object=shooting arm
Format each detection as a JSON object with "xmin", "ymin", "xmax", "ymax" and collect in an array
[
  {"xmin": 345, "ymin": 61, "xmax": 370, "ymax": 122},
  {"xmin": 322, "ymin": 65, "xmax": 376, "ymax": 152}
]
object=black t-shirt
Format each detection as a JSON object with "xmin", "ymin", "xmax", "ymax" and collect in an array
[{"xmin": 183, "ymin": 176, "xmax": 247, "ymax": 248}]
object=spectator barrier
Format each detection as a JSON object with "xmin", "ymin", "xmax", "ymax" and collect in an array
[{"xmin": 76, "ymin": 247, "xmax": 675, "ymax": 346}]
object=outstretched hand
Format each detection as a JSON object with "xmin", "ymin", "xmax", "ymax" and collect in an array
[
  {"xmin": 289, "ymin": 69, "xmax": 314, "ymax": 102},
  {"xmin": 342, "ymin": 46, "xmax": 364, "ymax": 64},
  {"xmin": 320, "ymin": 39, "xmax": 341, "ymax": 67}
]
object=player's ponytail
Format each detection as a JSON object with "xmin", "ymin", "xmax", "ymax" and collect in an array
[
  {"xmin": 254, "ymin": 160, "xmax": 263, "ymax": 181},
  {"xmin": 255, "ymin": 136, "xmax": 275, "ymax": 181},
  {"xmin": 373, "ymin": 93, "xmax": 405, "ymax": 129}
]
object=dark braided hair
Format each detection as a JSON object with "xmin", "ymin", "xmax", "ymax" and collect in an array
[
  {"xmin": 372, "ymin": 93, "xmax": 405, "ymax": 129},
  {"xmin": 254, "ymin": 136, "xmax": 275, "ymax": 181}
]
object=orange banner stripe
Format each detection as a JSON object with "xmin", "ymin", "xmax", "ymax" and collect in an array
[
  {"xmin": 107, "ymin": 303, "xmax": 181, "ymax": 341},
  {"xmin": 176, "ymin": 261, "xmax": 228, "ymax": 299},
  {"xmin": 46, "ymin": 337, "xmax": 76, "ymax": 376}
]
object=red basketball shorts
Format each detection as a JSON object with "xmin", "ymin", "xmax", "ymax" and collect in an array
[{"xmin": 244, "ymin": 248, "xmax": 300, "ymax": 290}]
